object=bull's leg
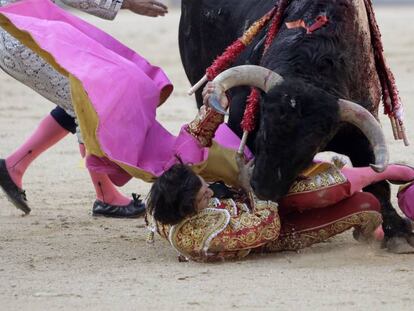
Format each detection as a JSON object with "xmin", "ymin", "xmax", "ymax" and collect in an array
[
  {"xmin": 364, "ymin": 182, "xmax": 414, "ymax": 253},
  {"xmin": 327, "ymin": 127, "xmax": 414, "ymax": 253}
]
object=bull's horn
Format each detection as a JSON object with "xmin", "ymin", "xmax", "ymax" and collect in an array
[
  {"xmin": 209, "ymin": 65, "xmax": 284, "ymax": 115},
  {"xmin": 338, "ymin": 99, "xmax": 389, "ymax": 172}
]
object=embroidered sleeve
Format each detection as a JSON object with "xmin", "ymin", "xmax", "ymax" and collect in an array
[
  {"xmin": 60, "ymin": 0, "xmax": 123, "ymax": 20},
  {"xmin": 156, "ymin": 197, "xmax": 280, "ymax": 262},
  {"xmin": 208, "ymin": 201, "xmax": 280, "ymax": 254},
  {"xmin": 186, "ymin": 105, "xmax": 225, "ymax": 147}
]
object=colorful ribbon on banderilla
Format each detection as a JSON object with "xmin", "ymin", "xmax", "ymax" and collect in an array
[
  {"xmin": 188, "ymin": 0, "xmax": 409, "ymax": 154},
  {"xmin": 188, "ymin": 0, "xmax": 290, "ymax": 155},
  {"xmin": 364, "ymin": 0, "xmax": 409, "ymax": 146}
]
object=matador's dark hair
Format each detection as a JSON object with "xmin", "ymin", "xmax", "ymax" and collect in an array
[{"xmin": 147, "ymin": 163, "xmax": 202, "ymax": 225}]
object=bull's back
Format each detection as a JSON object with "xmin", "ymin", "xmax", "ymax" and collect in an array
[
  {"xmin": 179, "ymin": 0, "xmax": 381, "ymax": 114},
  {"xmin": 179, "ymin": 0, "xmax": 275, "ymax": 106},
  {"xmin": 261, "ymin": 0, "xmax": 381, "ymax": 113}
]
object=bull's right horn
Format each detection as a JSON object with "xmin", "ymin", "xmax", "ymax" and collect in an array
[
  {"xmin": 208, "ymin": 65, "xmax": 284, "ymax": 115},
  {"xmin": 338, "ymin": 99, "xmax": 389, "ymax": 172}
]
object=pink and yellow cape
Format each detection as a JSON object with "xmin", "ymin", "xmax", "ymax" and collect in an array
[{"xmin": 0, "ymin": 0, "xmax": 250, "ymax": 186}]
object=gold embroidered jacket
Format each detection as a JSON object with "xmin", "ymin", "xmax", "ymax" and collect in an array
[
  {"xmin": 148, "ymin": 160, "xmax": 382, "ymax": 262},
  {"xmin": 152, "ymin": 197, "xmax": 281, "ymax": 262}
]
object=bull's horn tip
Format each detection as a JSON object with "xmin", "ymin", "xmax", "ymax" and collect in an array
[
  {"xmin": 369, "ymin": 163, "xmax": 387, "ymax": 173},
  {"xmin": 209, "ymin": 95, "xmax": 229, "ymax": 115},
  {"xmin": 210, "ymin": 103, "xmax": 229, "ymax": 115}
]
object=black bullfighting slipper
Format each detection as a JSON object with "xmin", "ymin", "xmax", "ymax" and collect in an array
[
  {"xmin": 92, "ymin": 193, "xmax": 145, "ymax": 218},
  {"xmin": 0, "ymin": 159, "xmax": 31, "ymax": 215}
]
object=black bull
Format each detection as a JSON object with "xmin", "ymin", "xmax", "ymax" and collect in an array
[{"xmin": 179, "ymin": 0, "xmax": 414, "ymax": 249}]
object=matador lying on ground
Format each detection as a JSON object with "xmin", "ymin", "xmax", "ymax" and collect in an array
[
  {"xmin": 1, "ymin": 0, "xmax": 413, "ymax": 262},
  {"xmin": 145, "ymin": 92, "xmax": 414, "ymax": 262}
]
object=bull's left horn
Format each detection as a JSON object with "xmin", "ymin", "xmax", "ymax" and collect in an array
[
  {"xmin": 209, "ymin": 65, "xmax": 284, "ymax": 115},
  {"xmin": 338, "ymin": 99, "xmax": 389, "ymax": 172}
]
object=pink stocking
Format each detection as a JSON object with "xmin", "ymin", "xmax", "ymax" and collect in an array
[
  {"xmin": 398, "ymin": 183, "xmax": 414, "ymax": 221},
  {"xmin": 341, "ymin": 165, "xmax": 414, "ymax": 195},
  {"xmin": 78, "ymin": 144, "xmax": 131, "ymax": 206},
  {"xmin": 342, "ymin": 165, "xmax": 414, "ymax": 240},
  {"xmin": 5, "ymin": 114, "xmax": 69, "ymax": 189}
]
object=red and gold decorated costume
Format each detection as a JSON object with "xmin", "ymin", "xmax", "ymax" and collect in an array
[
  {"xmin": 147, "ymin": 106, "xmax": 383, "ymax": 262},
  {"xmin": 149, "ymin": 187, "xmax": 381, "ymax": 262},
  {"xmin": 153, "ymin": 198, "xmax": 280, "ymax": 262}
]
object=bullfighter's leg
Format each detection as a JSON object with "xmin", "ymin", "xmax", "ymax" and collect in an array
[
  {"xmin": 0, "ymin": 107, "xmax": 140, "ymax": 217},
  {"xmin": 398, "ymin": 182, "xmax": 414, "ymax": 221},
  {"xmin": 0, "ymin": 110, "xmax": 70, "ymax": 214},
  {"xmin": 327, "ymin": 128, "xmax": 414, "ymax": 253},
  {"xmin": 5, "ymin": 111, "xmax": 71, "ymax": 189},
  {"xmin": 78, "ymin": 144, "xmax": 144, "ymax": 216},
  {"xmin": 260, "ymin": 192, "xmax": 382, "ymax": 252},
  {"xmin": 364, "ymin": 182, "xmax": 414, "ymax": 252},
  {"xmin": 341, "ymin": 165, "xmax": 414, "ymax": 194}
]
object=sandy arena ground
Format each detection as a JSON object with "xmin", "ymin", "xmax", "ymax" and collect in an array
[{"xmin": 0, "ymin": 5, "xmax": 414, "ymax": 311}]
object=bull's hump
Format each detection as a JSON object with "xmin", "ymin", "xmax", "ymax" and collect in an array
[{"xmin": 261, "ymin": 0, "xmax": 380, "ymax": 110}]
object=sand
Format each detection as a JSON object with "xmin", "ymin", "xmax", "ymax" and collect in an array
[{"xmin": 0, "ymin": 6, "xmax": 413, "ymax": 311}]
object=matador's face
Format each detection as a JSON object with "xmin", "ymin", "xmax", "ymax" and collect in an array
[{"xmin": 195, "ymin": 176, "xmax": 214, "ymax": 211}]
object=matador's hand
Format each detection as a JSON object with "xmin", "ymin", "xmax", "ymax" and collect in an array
[
  {"xmin": 122, "ymin": 0, "xmax": 168, "ymax": 17},
  {"xmin": 202, "ymin": 82, "xmax": 229, "ymax": 109}
]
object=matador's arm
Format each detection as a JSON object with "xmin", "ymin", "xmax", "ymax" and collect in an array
[
  {"xmin": 186, "ymin": 105, "xmax": 225, "ymax": 147},
  {"xmin": 61, "ymin": 0, "xmax": 168, "ymax": 20},
  {"xmin": 0, "ymin": 0, "xmax": 123, "ymax": 20},
  {"xmin": 60, "ymin": 0, "xmax": 123, "ymax": 20}
]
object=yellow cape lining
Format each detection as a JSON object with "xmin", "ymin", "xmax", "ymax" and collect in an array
[{"xmin": 0, "ymin": 13, "xmax": 241, "ymax": 185}]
